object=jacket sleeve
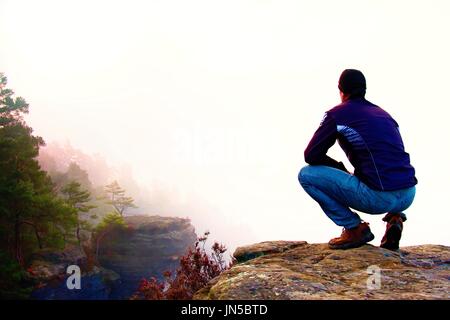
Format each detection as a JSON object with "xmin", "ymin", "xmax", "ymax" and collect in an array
[{"xmin": 304, "ymin": 112, "xmax": 348, "ymax": 172}]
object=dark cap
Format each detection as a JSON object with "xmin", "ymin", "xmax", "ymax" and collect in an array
[{"xmin": 338, "ymin": 69, "xmax": 366, "ymax": 96}]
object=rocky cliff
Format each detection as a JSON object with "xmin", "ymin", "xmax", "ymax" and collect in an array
[
  {"xmin": 30, "ymin": 215, "xmax": 197, "ymax": 299},
  {"xmin": 98, "ymin": 215, "xmax": 197, "ymax": 298},
  {"xmin": 194, "ymin": 241, "xmax": 449, "ymax": 300},
  {"xmin": 29, "ymin": 245, "xmax": 120, "ymax": 299}
]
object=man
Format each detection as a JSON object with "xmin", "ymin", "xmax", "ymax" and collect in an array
[{"xmin": 298, "ymin": 69, "xmax": 417, "ymax": 251}]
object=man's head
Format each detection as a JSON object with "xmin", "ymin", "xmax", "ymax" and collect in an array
[{"xmin": 338, "ymin": 69, "xmax": 366, "ymax": 102}]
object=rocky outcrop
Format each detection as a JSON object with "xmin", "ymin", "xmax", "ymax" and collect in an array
[
  {"xmin": 30, "ymin": 215, "xmax": 197, "ymax": 299},
  {"xmin": 194, "ymin": 241, "xmax": 450, "ymax": 300},
  {"xmin": 29, "ymin": 245, "xmax": 120, "ymax": 300},
  {"xmin": 98, "ymin": 215, "xmax": 197, "ymax": 299}
]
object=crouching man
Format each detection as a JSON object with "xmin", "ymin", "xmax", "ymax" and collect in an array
[{"xmin": 298, "ymin": 69, "xmax": 417, "ymax": 251}]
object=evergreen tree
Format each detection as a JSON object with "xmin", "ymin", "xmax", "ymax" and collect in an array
[
  {"xmin": 104, "ymin": 180, "xmax": 137, "ymax": 216},
  {"xmin": 0, "ymin": 72, "xmax": 76, "ymax": 267},
  {"xmin": 93, "ymin": 212, "xmax": 126, "ymax": 260},
  {"xmin": 53, "ymin": 162, "xmax": 93, "ymax": 192},
  {"xmin": 61, "ymin": 181, "xmax": 96, "ymax": 246}
]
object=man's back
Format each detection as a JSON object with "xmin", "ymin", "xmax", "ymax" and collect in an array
[
  {"xmin": 300, "ymin": 69, "xmax": 417, "ymax": 251},
  {"xmin": 305, "ymin": 97, "xmax": 417, "ymax": 191}
]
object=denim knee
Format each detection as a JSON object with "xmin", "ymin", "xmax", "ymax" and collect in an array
[{"xmin": 298, "ymin": 165, "xmax": 313, "ymax": 186}]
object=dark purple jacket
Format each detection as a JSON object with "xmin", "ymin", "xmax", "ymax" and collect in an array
[{"xmin": 304, "ymin": 97, "xmax": 417, "ymax": 191}]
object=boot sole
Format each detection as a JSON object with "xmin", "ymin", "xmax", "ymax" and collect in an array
[
  {"xmin": 328, "ymin": 231, "xmax": 375, "ymax": 250},
  {"xmin": 380, "ymin": 223, "xmax": 401, "ymax": 251}
]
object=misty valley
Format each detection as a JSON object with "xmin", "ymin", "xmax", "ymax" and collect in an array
[{"xmin": 0, "ymin": 73, "xmax": 230, "ymax": 299}]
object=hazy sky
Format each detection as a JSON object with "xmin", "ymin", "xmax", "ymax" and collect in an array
[{"xmin": 1, "ymin": 0, "xmax": 449, "ymax": 251}]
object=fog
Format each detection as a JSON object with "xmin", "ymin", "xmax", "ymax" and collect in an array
[{"xmin": 1, "ymin": 0, "xmax": 449, "ymax": 252}]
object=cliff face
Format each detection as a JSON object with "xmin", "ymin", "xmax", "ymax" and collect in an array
[
  {"xmin": 98, "ymin": 215, "xmax": 197, "ymax": 298},
  {"xmin": 31, "ymin": 215, "xmax": 197, "ymax": 299},
  {"xmin": 194, "ymin": 241, "xmax": 450, "ymax": 300},
  {"xmin": 29, "ymin": 245, "xmax": 120, "ymax": 300}
]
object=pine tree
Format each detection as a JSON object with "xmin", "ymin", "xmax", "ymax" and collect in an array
[
  {"xmin": 93, "ymin": 212, "xmax": 126, "ymax": 261},
  {"xmin": 53, "ymin": 162, "xmax": 92, "ymax": 192},
  {"xmin": 0, "ymin": 72, "xmax": 76, "ymax": 267},
  {"xmin": 61, "ymin": 181, "xmax": 96, "ymax": 246},
  {"xmin": 104, "ymin": 180, "xmax": 137, "ymax": 216}
]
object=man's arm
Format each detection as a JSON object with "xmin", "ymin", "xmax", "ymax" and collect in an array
[{"xmin": 304, "ymin": 112, "xmax": 348, "ymax": 172}]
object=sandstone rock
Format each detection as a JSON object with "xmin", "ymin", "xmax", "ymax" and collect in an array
[
  {"xmin": 194, "ymin": 241, "xmax": 449, "ymax": 300},
  {"xmin": 234, "ymin": 241, "xmax": 307, "ymax": 263},
  {"xmin": 30, "ymin": 266, "xmax": 121, "ymax": 300},
  {"xmin": 29, "ymin": 246, "xmax": 121, "ymax": 300},
  {"xmin": 30, "ymin": 215, "xmax": 197, "ymax": 299},
  {"xmin": 29, "ymin": 245, "xmax": 87, "ymax": 283},
  {"xmin": 98, "ymin": 215, "xmax": 197, "ymax": 298}
]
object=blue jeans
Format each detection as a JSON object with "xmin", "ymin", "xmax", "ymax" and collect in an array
[{"xmin": 298, "ymin": 165, "xmax": 416, "ymax": 229}]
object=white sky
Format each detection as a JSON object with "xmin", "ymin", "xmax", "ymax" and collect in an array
[{"xmin": 1, "ymin": 0, "xmax": 449, "ymax": 250}]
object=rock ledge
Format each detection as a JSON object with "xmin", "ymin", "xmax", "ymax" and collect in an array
[{"xmin": 194, "ymin": 241, "xmax": 449, "ymax": 300}]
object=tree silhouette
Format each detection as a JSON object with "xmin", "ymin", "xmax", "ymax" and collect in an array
[{"xmin": 103, "ymin": 180, "xmax": 137, "ymax": 216}]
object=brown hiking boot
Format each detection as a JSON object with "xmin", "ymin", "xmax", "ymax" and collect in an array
[
  {"xmin": 380, "ymin": 212, "xmax": 407, "ymax": 251},
  {"xmin": 328, "ymin": 222, "xmax": 375, "ymax": 250}
]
